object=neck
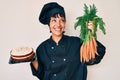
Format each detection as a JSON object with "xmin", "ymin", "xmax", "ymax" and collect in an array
[{"xmin": 52, "ymin": 34, "xmax": 63, "ymax": 45}]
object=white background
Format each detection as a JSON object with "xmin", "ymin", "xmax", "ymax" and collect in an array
[{"xmin": 0, "ymin": 0, "xmax": 120, "ymax": 80}]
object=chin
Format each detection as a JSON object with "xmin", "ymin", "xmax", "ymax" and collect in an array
[
  {"xmin": 55, "ymin": 33, "xmax": 63, "ymax": 36},
  {"xmin": 52, "ymin": 32, "xmax": 63, "ymax": 36}
]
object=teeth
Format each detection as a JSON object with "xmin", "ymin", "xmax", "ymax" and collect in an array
[{"xmin": 55, "ymin": 28, "xmax": 61, "ymax": 31}]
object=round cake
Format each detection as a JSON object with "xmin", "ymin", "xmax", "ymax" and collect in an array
[{"xmin": 10, "ymin": 47, "xmax": 35, "ymax": 61}]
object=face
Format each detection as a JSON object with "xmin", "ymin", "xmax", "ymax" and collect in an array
[{"xmin": 49, "ymin": 14, "xmax": 66, "ymax": 37}]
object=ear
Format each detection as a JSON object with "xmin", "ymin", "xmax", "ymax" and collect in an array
[{"xmin": 48, "ymin": 26, "xmax": 52, "ymax": 33}]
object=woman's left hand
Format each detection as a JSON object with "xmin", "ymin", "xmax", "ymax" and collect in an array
[{"xmin": 87, "ymin": 21, "xmax": 94, "ymax": 34}]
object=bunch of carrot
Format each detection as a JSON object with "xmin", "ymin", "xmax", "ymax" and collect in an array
[
  {"xmin": 80, "ymin": 21, "xmax": 99, "ymax": 62},
  {"xmin": 74, "ymin": 4, "xmax": 106, "ymax": 62}
]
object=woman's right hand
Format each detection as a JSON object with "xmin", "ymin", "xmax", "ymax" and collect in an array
[{"xmin": 32, "ymin": 60, "xmax": 38, "ymax": 70}]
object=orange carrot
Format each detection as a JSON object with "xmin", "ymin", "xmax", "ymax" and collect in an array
[
  {"xmin": 92, "ymin": 37, "xmax": 99, "ymax": 55},
  {"xmin": 82, "ymin": 44, "xmax": 86, "ymax": 62},
  {"xmin": 84, "ymin": 44, "xmax": 89, "ymax": 62},
  {"xmin": 88, "ymin": 41, "xmax": 92, "ymax": 60},
  {"xmin": 90, "ymin": 39, "xmax": 95, "ymax": 59},
  {"xmin": 86, "ymin": 42, "xmax": 90, "ymax": 62},
  {"xmin": 80, "ymin": 44, "xmax": 83, "ymax": 62}
]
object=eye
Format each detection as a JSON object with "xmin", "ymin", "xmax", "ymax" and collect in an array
[
  {"xmin": 51, "ymin": 19, "xmax": 56, "ymax": 22},
  {"xmin": 60, "ymin": 19, "xmax": 65, "ymax": 23}
]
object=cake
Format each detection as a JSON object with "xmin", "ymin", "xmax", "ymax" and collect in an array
[{"xmin": 10, "ymin": 47, "xmax": 35, "ymax": 61}]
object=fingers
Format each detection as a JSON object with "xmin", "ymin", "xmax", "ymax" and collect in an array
[{"xmin": 87, "ymin": 21, "xmax": 94, "ymax": 34}]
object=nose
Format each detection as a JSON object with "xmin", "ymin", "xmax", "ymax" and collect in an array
[{"xmin": 56, "ymin": 21, "xmax": 60, "ymax": 27}]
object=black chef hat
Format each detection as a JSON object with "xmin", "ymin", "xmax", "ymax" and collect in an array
[{"xmin": 39, "ymin": 2, "xmax": 65, "ymax": 25}]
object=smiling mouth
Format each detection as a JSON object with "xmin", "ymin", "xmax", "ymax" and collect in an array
[{"xmin": 54, "ymin": 28, "xmax": 63, "ymax": 32}]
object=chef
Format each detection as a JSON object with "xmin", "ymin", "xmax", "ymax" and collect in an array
[{"xmin": 30, "ymin": 2, "xmax": 106, "ymax": 80}]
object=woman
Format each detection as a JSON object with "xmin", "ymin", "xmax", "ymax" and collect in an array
[{"xmin": 30, "ymin": 2, "xmax": 106, "ymax": 80}]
